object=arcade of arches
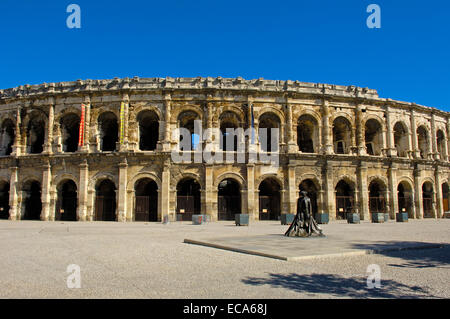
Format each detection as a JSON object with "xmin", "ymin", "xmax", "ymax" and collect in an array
[{"xmin": 0, "ymin": 77, "xmax": 450, "ymax": 222}]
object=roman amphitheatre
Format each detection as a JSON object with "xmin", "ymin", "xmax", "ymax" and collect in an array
[{"xmin": 0, "ymin": 77, "xmax": 448, "ymax": 223}]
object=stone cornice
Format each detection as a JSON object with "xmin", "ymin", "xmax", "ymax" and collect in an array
[{"xmin": 0, "ymin": 76, "xmax": 448, "ymax": 116}]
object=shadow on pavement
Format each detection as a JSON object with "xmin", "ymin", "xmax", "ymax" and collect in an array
[
  {"xmin": 350, "ymin": 242, "xmax": 450, "ymax": 269},
  {"xmin": 242, "ymin": 273, "xmax": 433, "ymax": 298}
]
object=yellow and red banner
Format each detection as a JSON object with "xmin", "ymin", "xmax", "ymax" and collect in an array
[{"xmin": 78, "ymin": 104, "xmax": 85, "ymax": 146}]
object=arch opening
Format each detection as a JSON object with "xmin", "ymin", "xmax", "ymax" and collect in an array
[
  {"xmin": 134, "ymin": 178, "xmax": 158, "ymax": 221},
  {"xmin": 417, "ymin": 126, "xmax": 429, "ymax": 159},
  {"xmin": 369, "ymin": 181, "xmax": 386, "ymax": 215},
  {"xmin": 437, "ymin": 130, "xmax": 446, "ymax": 159},
  {"xmin": 98, "ymin": 112, "xmax": 118, "ymax": 152},
  {"xmin": 220, "ymin": 112, "xmax": 240, "ymax": 152},
  {"xmin": 60, "ymin": 114, "xmax": 80, "ymax": 153},
  {"xmin": 138, "ymin": 111, "xmax": 159, "ymax": 151},
  {"xmin": 178, "ymin": 111, "xmax": 201, "ymax": 151},
  {"xmin": 422, "ymin": 182, "xmax": 434, "ymax": 218},
  {"xmin": 259, "ymin": 113, "xmax": 280, "ymax": 153},
  {"xmin": 27, "ymin": 117, "xmax": 45, "ymax": 154},
  {"xmin": 176, "ymin": 178, "xmax": 201, "ymax": 221},
  {"xmin": 218, "ymin": 178, "xmax": 241, "ymax": 220},
  {"xmin": 23, "ymin": 181, "xmax": 42, "ymax": 220},
  {"xmin": 0, "ymin": 181, "xmax": 10, "ymax": 220},
  {"xmin": 258, "ymin": 178, "xmax": 281, "ymax": 220},
  {"xmin": 95, "ymin": 179, "xmax": 116, "ymax": 221},
  {"xmin": 0, "ymin": 119, "xmax": 15, "ymax": 156},
  {"xmin": 299, "ymin": 179, "xmax": 318, "ymax": 219},
  {"xmin": 335, "ymin": 180, "xmax": 354, "ymax": 219},
  {"xmin": 365, "ymin": 119, "xmax": 383, "ymax": 156},
  {"xmin": 56, "ymin": 180, "xmax": 78, "ymax": 221},
  {"xmin": 333, "ymin": 117, "xmax": 352, "ymax": 154},
  {"xmin": 398, "ymin": 182, "xmax": 413, "ymax": 218},
  {"xmin": 393, "ymin": 122, "xmax": 409, "ymax": 158},
  {"xmin": 442, "ymin": 182, "xmax": 449, "ymax": 215},
  {"xmin": 297, "ymin": 115, "xmax": 318, "ymax": 153}
]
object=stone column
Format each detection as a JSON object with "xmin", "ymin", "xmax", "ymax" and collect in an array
[
  {"xmin": 355, "ymin": 104, "xmax": 366, "ymax": 156},
  {"xmin": 287, "ymin": 164, "xmax": 297, "ymax": 215},
  {"xmin": 323, "ymin": 162, "xmax": 336, "ymax": 220},
  {"xmin": 44, "ymin": 99, "xmax": 55, "ymax": 154},
  {"xmin": 388, "ymin": 164, "xmax": 398, "ymax": 219},
  {"xmin": 78, "ymin": 160, "xmax": 89, "ymax": 221},
  {"xmin": 385, "ymin": 105, "xmax": 397, "ymax": 157},
  {"xmin": 118, "ymin": 94, "xmax": 129, "ymax": 152},
  {"xmin": 410, "ymin": 109, "xmax": 420, "ymax": 158},
  {"xmin": 431, "ymin": 112, "xmax": 438, "ymax": 160},
  {"xmin": 321, "ymin": 99, "xmax": 333, "ymax": 154},
  {"xmin": 117, "ymin": 159, "xmax": 128, "ymax": 222},
  {"xmin": 8, "ymin": 166, "xmax": 19, "ymax": 220},
  {"xmin": 286, "ymin": 102, "xmax": 298, "ymax": 153},
  {"xmin": 357, "ymin": 162, "xmax": 369, "ymax": 220},
  {"xmin": 413, "ymin": 166, "xmax": 422, "ymax": 219},
  {"xmin": 12, "ymin": 107, "xmax": 22, "ymax": 156},
  {"xmin": 246, "ymin": 164, "xmax": 256, "ymax": 220},
  {"xmin": 204, "ymin": 164, "xmax": 215, "ymax": 221},
  {"xmin": 162, "ymin": 93, "xmax": 172, "ymax": 151},
  {"xmin": 161, "ymin": 161, "xmax": 171, "ymax": 221},
  {"xmin": 435, "ymin": 168, "xmax": 443, "ymax": 218},
  {"xmin": 41, "ymin": 161, "xmax": 52, "ymax": 221},
  {"xmin": 447, "ymin": 118, "xmax": 450, "ymax": 161}
]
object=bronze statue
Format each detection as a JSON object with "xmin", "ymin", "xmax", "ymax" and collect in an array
[{"xmin": 285, "ymin": 191, "xmax": 324, "ymax": 237}]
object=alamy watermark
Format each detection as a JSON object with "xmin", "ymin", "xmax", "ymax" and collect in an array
[
  {"xmin": 171, "ymin": 121, "xmax": 280, "ymax": 167},
  {"xmin": 366, "ymin": 4, "xmax": 381, "ymax": 29},
  {"xmin": 366, "ymin": 264, "xmax": 381, "ymax": 289},
  {"xmin": 67, "ymin": 264, "xmax": 81, "ymax": 289},
  {"xmin": 66, "ymin": 4, "xmax": 81, "ymax": 29}
]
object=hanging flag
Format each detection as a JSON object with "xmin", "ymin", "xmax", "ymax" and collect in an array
[
  {"xmin": 120, "ymin": 102, "xmax": 125, "ymax": 144},
  {"xmin": 78, "ymin": 104, "xmax": 85, "ymax": 146}
]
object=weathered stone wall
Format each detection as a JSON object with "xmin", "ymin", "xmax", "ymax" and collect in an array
[{"xmin": 0, "ymin": 77, "xmax": 449, "ymax": 222}]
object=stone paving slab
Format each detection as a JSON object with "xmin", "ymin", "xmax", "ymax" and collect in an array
[{"xmin": 184, "ymin": 234, "xmax": 445, "ymax": 261}]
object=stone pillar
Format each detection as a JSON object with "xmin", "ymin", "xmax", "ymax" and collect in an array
[
  {"xmin": 447, "ymin": 118, "xmax": 450, "ymax": 161},
  {"xmin": 117, "ymin": 159, "xmax": 128, "ymax": 222},
  {"xmin": 413, "ymin": 166, "xmax": 422, "ymax": 219},
  {"xmin": 8, "ymin": 166, "xmax": 19, "ymax": 220},
  {"xmin": 435, "ymin": 167, "xmax": 443, "ymax": 218},
  {"xmin": 80, "ymin": 96, "xmax": 91, "ymax": 153},
  {"xmin": 12, "ymin": 107, "xmax": 22, "ymax": 156},
  {"xmin": 385, "ymin": 105, "xmax": 397, "ymax": 157},
  {"xmin": 44, "ymin": 100, "xmax": 55, "ymax": 154},
  {"xmin": 246, "ymin": 164, "xmax": 256, "ymax": 220},
  {"xmin": 388, "ymin": 164, "xmax": 398, "ymax": 218},
  {"xmin": 431, "ymin": 112, "xmax": 438, "ymax": 160},
  {"xmin": 321, "ymin": 99, "xmax": 333, "ymax": 154},
  {"xmin": 41, "ymin": 161, "xmax": 52, "ymax": 221},
  {"xmin": 323, "ymin": 162, "xmax": 336, "ymax": 220},
  {"xmin": 204, "ymin": 164, "xmax": 215, "ymax": 221},
  {"xmin": 357, "ymin": 162, "xmax": 369, "ymax": 220},
  {"xmin": 355, "ymin": 104, "xmax": 366, "ymax": 156},
  {"xmin": 118, "ymin": 94, "xmax": 129, "ymax": 152},
  {"xmin": 78, "ymin": 160, "xmax": 89, "ymax": 221},
  {"xmin": 410, "ymin": 109, "xmax": 420, "ymax": 158},
  {"xmin": 161, "ymin": 162, "xmax": 171, "ymax": 221},
  {"xmin": 287, "ymin": 164, "xmax": 297, "ymax": 215},
  {"xmin": 162, "ymin": 93, "xmax": 172, "ymax": 151},
  {"xmin": 286, "ymin": 102, "xmax": 298, "ymax": 153}
]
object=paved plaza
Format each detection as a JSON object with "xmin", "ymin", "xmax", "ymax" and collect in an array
[{"xmin": 0, "ymin": 219, "xmax": 448, "ymax": 298}]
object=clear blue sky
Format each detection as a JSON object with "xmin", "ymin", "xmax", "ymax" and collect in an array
[{"xmin": 1, "ymin": 0, "xmax": 449, "ymax": 110}]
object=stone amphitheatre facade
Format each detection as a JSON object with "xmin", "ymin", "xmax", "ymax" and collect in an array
[{"xmin": 0, "ymin": 77, "xmax": 449, "ymax": 223}]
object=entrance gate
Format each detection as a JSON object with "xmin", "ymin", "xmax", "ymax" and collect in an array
[
  {"xmin": 95, "ymin": 196, "xmax": 116, "ymax": 221},
  {"xmin": 135, "ymin": 195, "xmax": 158, "ymax": 221}
]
